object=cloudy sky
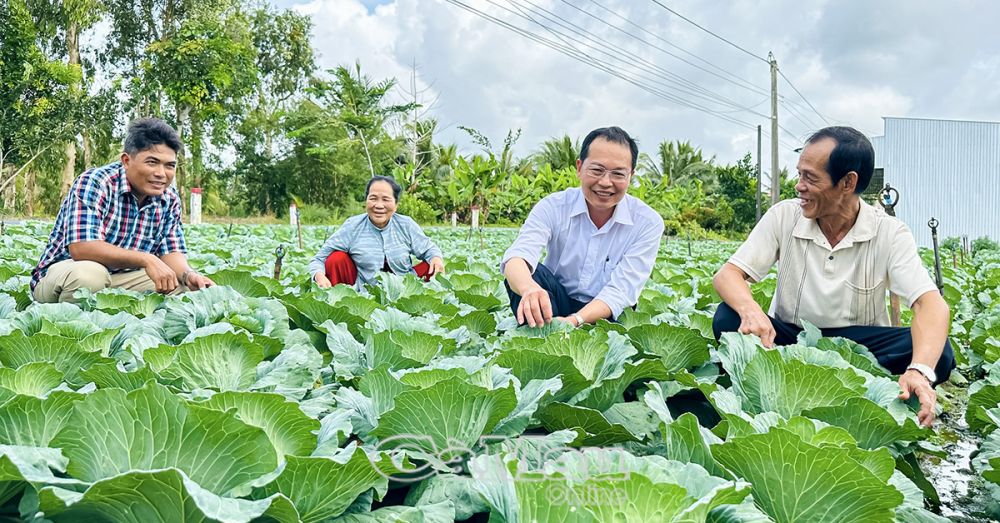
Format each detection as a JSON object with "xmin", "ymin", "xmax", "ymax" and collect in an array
[{"xmin": 271, "ymin": 0, "xmax": 1000, "ymax": 176}]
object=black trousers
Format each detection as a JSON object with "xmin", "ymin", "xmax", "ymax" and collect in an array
[
  {"xmin": 505, "ymin": 263, "xmax": 587, "ymax": 319},
  {"xmin": 711, "ymin": 302, "xmax": 956, "ymax": 386}
]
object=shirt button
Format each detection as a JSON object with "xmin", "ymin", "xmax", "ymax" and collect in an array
[{"xmin": 828, "ymin": 255, "xmax": 833, "ymax": 260}]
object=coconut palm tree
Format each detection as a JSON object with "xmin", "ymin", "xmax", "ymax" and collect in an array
[
  {"xmin": 532, "ymin": 135, "xmax": 579, "ymax": 171},
  {"xmin": 639, "ymin": 140, "xmax": 716, "ymax": 191}
]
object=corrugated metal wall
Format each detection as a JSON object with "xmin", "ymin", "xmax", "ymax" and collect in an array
[
  {"xmin": 882, "ymin": 117, "xmax": 1000, "ymax": 247},
  {"xmin": 871, "ymin": 135, "xmax": 885, "ymax": 168}
]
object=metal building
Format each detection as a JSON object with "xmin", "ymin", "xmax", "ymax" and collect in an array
[{"xmin": 872, "ymin": 117, "xmax": 1000, "ymax": 247}]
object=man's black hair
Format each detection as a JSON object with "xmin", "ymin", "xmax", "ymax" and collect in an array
[
  {"xmin": 579, "ymin": 126, "xmax": 639, "ymax": 170},
  {"xmin": 123, "ymin": 117, "xmax": 183, "ymax": 156},
  {"xmin": 366, "ymin": 175, "xmax": 402, "ymax": 202},
  {"xmin": 805, "ymin": 126, "xmax": 875, "ymax": 194}
]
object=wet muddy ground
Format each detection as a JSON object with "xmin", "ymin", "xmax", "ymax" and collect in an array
[{"xmin": 925, "ymin": 376, "xmax": 998, "ymax": 522}]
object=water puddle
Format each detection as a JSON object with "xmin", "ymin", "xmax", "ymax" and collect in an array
[{"xmin": 924, "ymin": 382, "xmax": 998, "ymax": 522}]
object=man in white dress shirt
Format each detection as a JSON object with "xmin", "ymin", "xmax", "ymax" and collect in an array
[
  {"xmin": 501, "ymin": 126, "xmax": 665, "ymax": 328},
  {"xmin": 712, "ymin": 126, "xmax": 954, "ymax": 427}
]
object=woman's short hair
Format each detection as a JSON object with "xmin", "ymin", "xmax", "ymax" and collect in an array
[{"xmin": 365, "ymin": 176, "xmax": 403, "ymax": 202}]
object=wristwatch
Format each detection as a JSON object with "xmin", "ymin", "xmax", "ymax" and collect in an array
[
  {"xmin": 906, "ymin": 363, "xmax": 936, "ymax": 384},
  {"xmin": 572, "ymin": 313, "xmax": 585, "ymax": 328}
]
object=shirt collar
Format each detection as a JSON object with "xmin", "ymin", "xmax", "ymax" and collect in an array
[
  {"xmin": 792, "ymin": 198, "xmax": 878, "ymax": 247},
  {"xmin": 113, "ymin": 162, "xmax": 132, "ymax": 196},
  {"xmin": 570, "ymin": 189, "xmax": 589, "ymax": 217},
  {"xmin": 569, "ymin": 188, "xmax": 634, "ymax": 226},
  {"xmin": 609, "ymin": 194, "xmax": 634, "ymax": 226},
  {"xmin": 366, "ymin": 213, "xmax": 395, "ymax": 232}
]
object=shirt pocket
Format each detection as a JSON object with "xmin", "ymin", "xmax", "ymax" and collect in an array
[
  {"xmin": 599, "ymin": 254, "xmax": 620, "ymax": 282},
  {"xmin": 136, "ymin": 228, "xmax": 164, "ymax": 252},
  {"xmin": 844, "ymin": 278, "xmax": 886, "ymax": 326}
]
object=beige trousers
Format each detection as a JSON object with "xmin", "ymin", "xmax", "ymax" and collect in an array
[{"xmin": 32, "ymin": 259, "xmax": 186, "ymax": 304}]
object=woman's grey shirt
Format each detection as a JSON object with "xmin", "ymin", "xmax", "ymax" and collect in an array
[{"xmin": 308, "ymin": 213, "xmax": 443, "ymax": 287}]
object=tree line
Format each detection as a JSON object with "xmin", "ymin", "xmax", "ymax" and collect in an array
[{"xmin": 0, "ymin": 0, "xmax": 793, "ymax": 236}]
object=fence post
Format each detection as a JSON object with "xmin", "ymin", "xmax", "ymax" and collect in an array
[{"xmin": 189, "ymin": 187, "xmax": 202, "ymax": 225}]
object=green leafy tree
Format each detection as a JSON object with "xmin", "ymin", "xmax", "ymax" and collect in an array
[
  {"xmin": 715, "ymin": 153, "xmax": 759, "ymax": 232},
  {"xmin": 99, "ymin": 0, "xmax": 241, "ymax": 198},
  {"xmin": 779, "ymin": 167, "xmax": 798, "ymax": 199},
  {"xmin": 26, "ymin": 0, "xmax": 104, "ymax": 199},
  {"xmin": 308, "ymin": 61, "xmax": 415, "ymax": 178},
  {"xmin": 225, "ymin": 6, "xmax": 315, "ymax": 216},
  {"xmin": 454, "ymin": 127, "xmax": 531, "ymax": 224},
  {"xmin": 100, "ymin": 0, "xmax": 222, "ymax": 113},
  {"xmin": 0, "ymin": 0, "xmax": 78, "ymax": 210},
  {"xmin": 273, "ymin": 98, "xmax": 375, "ymax": 213},
  {"xmin": 408, "ymin": 142, "xmax": 460, "ymax": 221},
  {"xmin": 145, "ymin": 8, "xmax": 258, "ymax": 192},
  {"xmin": 242, "ymin": 7, "xmax": 315, "ymax": 158}
]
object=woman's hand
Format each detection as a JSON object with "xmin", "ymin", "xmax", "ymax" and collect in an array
[
  {"xmin": 427, "ymin": 257, "xmax": 445, "ymax": 277},
  {"xmin": 314, "ymin": 273, "xmax": 332, "ymax": 288}
]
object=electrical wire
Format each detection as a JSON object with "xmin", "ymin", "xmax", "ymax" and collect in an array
[
  {"xmin": 572, "ymin": 0, "xmax": 771, "ymax": 97},
  {"xmin": 503, "ymin": 0, "xmax": 770, "ymax": 117},
  {"xmin": 778, "ymin": 68, "xmax": 830, "ymax": 126},
  {"xmin": 780, "ymin": 100, "xmax": 822, "ymax": 130},
  {"xmin": 442, "ymin": 0, "xmax": 800, "ymax": 150},
  {"xmin": 647, "ymin": 0, "xmax": 769, "ymax": 63},
  {"xmin": 511, "ymin": 0, "xmax": 806, "ymax": 144}
]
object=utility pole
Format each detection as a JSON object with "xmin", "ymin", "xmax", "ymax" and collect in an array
[
  {"xmin": 769, "ymin": 52, "xmax": 780, "ymax": 204},
  {"xmin": 756, "ymin": 124, "xmax": 762, "ymax": 222}
]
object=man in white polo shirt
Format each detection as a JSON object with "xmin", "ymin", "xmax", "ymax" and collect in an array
[
  {"xmin": 501, "ymin": 126, "xmax": 665, "ymax": 328},
  {"xmin": 712, "ymin": 126, "xmax": 954, "ymax": 427}
]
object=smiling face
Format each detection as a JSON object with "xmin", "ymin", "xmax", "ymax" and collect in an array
[
  {"xmin": 121, "ymin": 144, "xmax": 177, "ymax": 202},
  {"xmin": 795, "ymin": 137, "xmax": 857, "ymax": 220},
  {"xmin": 576, "ymin": 137, "xmax": 633, "ymax": 214},
  {"xmin": 366, "ymin": 180, "xmax": 398, "ymax": 228}
]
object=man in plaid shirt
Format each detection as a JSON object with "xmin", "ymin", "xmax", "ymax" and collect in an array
[{"xmin": 31, "ymin": 118, "xmax": 215, "ymax": 303}]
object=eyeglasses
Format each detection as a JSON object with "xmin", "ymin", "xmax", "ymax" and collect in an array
[{"xmin": 584, "ymin": 166, "xmax": 631, "ymax": 182}]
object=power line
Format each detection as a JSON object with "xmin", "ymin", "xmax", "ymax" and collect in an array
[
  {"xmin": 647, "ymin": 0, "xmax": 768, "ymax": 63},
  {"xmin": 718, "ymin": 94, "xmax": 770, "ymax": 114},
  {"xmin": 778, "ymin": 69, "xmax": 830, "ymax": 126},
  {"xmin": 445, "ymin": 0, "xmax": 794, "ymax": 146},
  {"xmin": 584, "ymin": 0, "xmax": 821, "ymax": 144},
  {"xmin": 780, "ymin": 103, "xmax": 821, "ymax": 133},
  {"xmin": 583, "ymin": 0, "xmax": 815, "ymax": 144},
  {"xmin": 779, "ymin": 99, "xmax": 823, "ymax": 132},
  {"xmin": 513, "ymin": 0, "xmax": 796, "ymax": 146},
  {"xmin": 569, "ymin": 0, "xmax": 770, "ymax": 97},
  {"xmin": 496, "ymin": 0, "xmax": 770, "ymax": 118},
  {"xmin": 638, "ymin": 0, "xmax": 806, "ymax": 144},
  {"xmin": 503, "ymin": 0, "xmax": 769, "ymax": 117},
  {"xmin": 585, "ymin": 0, "xmax": 812, "ymax": 112}
]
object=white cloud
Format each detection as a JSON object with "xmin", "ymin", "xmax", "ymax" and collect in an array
[
  {"xmin": 827, "ymin": 86, "xmax": 912, "ymax": 135},
  {"xmin": 283, "ymin": 0, "xmax": 1000, "ymax": 176}
]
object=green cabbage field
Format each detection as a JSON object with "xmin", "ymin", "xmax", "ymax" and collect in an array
[{"xmin": 0, "ymin": 222, "xmax": 997, "ymax": 522}]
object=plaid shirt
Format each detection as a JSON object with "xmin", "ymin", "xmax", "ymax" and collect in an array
[{"xmin": 31, "ymin": 161, "xmax": 187, "ymax": 290}]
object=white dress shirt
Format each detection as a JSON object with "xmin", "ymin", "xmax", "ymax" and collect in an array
[{"xmin": 501, "ymin": 188, "xmax": 664, "ymax": 318}]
